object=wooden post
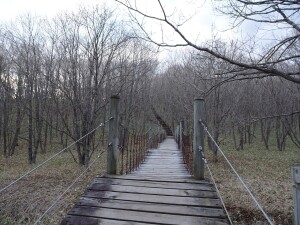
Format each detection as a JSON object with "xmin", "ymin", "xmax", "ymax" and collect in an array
[
  {"xmin": 158, "ymin": 126, "xmax": 161, "ymax": 143},
  {"xmin": 193, "ymin": 98, "xmax": 205, "ymax": 180},
  {"xmin": 175, "ymin": 125, "xmax": 178, "ymax": 147},
  {"xmin": 180, "ymin": 121, "xmax": 184, "ymax": 153},
  {"xmin": 148, "ymin": 124, "xmax": 153, "ymax": 149},
  {"xmin": 175, "ymin": 126, "xmax": 178, "ymax": 143},
  {"xmin": 107, "ymin": 95, "xmax": 120, "ymax": 174},
  {"xmin": 292, "ymin": 166, "xmax": 300, "ymax": 225}
]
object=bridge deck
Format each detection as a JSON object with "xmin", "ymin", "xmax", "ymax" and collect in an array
[{"xmin": 61, "ymin": 137, "xmax": 229, "ymax": 225}]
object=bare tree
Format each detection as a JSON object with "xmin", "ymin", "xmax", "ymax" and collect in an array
[{"xmin": 116, "ymin": 0, "xmax": 300, "ymax": 84}]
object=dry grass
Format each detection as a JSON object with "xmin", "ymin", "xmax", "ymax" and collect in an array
[
  {"xmin": 1, "ymin": 135, "xmax": 298, "ymax": 225},
  {"xmin": 205, "ymin": 137, "xmax": 299, "ymax": 225},
  {"xmin": 0, "ymin": 143, "xmax": 107, "ymax": 225}
]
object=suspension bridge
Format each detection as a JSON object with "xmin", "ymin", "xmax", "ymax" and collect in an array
[{"xmin": 0, "ymin": 96, "xmax": 275, "ymax": 225}]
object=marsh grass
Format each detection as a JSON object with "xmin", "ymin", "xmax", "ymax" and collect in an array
[
  {"xmin": 1, "ymin": 133, "xmax": 299, "ymax": 225},
  {"xmin": 205, "ymin": 136, "xmax": 299, "ymax": 225},
  {"xmin": 0, "ymin": 144, "xmax": 107, "ymax": 225}
]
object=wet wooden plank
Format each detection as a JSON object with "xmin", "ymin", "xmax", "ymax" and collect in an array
[
  {"xmin": 88, "ymin": 182, "xmax": 218, "ymax": 198},
  {"xmin": 68, "ymin": 206, "xmax": 229, "ymax": 225},
  {"xmin": 107, "ymin": 173, "xmax": 199, "ymax": 184},
  {"xmin": 61, "ymin": 215, "xmax": 150, "ymax": 225},
  {"xmin": 77, "ymin": 198, "xmax": 226, "ymax": 218},
  {"xmin": 82, "ymin": 190, "xmax": 222, "ymax": 207},
  {"xmin": 94, "ymin": 178, "xmax": 215, "ymax": 191},
  {"xmin": 61, "ymin": 137, "xmax": 229, "ymax": 225}
]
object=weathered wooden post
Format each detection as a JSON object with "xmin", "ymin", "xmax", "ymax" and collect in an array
[
  {"xmin": 175, "ymin": 125, "xmax": 178, "ymax": 143},
  {"xmin": 193, "ymin": 98, "xmax": 205, "ymax": 180},
  {"xmin": 179, "ymin": 120, "xmax": 184, "ymax": 153},
  {"xmin": 158, "ymin": 125, "xmax": 162, "ymax": 143},
  {"xmin": 107, "ymin": 95, "xmax": 120, "ymax": 174},
  {"xmin": 148, "ymin": 123, "xmax": 153, "ymax": 149},
  {"xmin": 292, "ymin": 166, "xmax": 300, "ymax": 225}
]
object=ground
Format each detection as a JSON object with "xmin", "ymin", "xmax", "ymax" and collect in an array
[
  {"xmin": 205, "ymin": 136, "xmax": 299, "ymax": 225},
  {"xmin": 0, "ymin": 136, "xmax": 299, "ymax": 225},
  {"xmin": 0, "ymin": 142, "xmax": 107, "ymax": 225}
]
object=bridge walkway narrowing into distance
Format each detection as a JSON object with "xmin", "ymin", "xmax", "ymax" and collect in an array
[{"xmin": 61, "ymin": 137, "xmax": 229, "ymax": 225}]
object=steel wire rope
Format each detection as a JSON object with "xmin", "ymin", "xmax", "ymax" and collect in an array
[
  {"xmin": 128, "ymin": 131, "xmax": 154, "ymax": 173},
  {"xmin": 33, "ymin": 148, "xmax": 107, "ymax": 225},
  {"xmin": 199, "ymin": 120, "xmax": 274, "ymax": 225},
  {"xmin": 124, "ymin": 126, "xmax": 163, "ymax": 173},
  {"xmin": 201, "ymin": 155, "xmax": 233, "ymax": 225},
  {"xmin": 0, "ymin": 118, "xmax": 111, "ymax": 193},
  {"xmin": 119, "ymin": 123, "xmax": 155, "ymax": 173},
  {"xmin": 181, "ymin": 141, "xmax": 192, "ymax": 174}
]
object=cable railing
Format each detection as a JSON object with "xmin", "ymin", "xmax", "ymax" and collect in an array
[
  {"xmin": 175, "ymin": 123, "xmax": 193, "ymax": 174},
  {"xmin": 33, "ymin": 148, "xmax": 107, "ymax": 225},
  {"xmin": 0, "ymin": 118, "xmax": 111, "ymax": 193},
  {"xmin": 202, "ymin": 156, "xmax": 233, "ymax": 225},
  {"xmin": 0, "ymin": 116, "xmax": 112, "ymax": 224},
  {"xmin": 199, "ymin": 120, "xmax": 274, "ymax": 225},
  {"xmin": 174, "ymin": 112, "xmax": 274, "ymax": 225},
  {"xmin": 118, "ymin": 124, "xmax": 166, "ymax": 174},
  {"xmin": 1, "ymin": 95, "xmax": 171, "ymax": 224}
]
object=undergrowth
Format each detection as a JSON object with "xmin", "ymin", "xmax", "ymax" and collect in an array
[
  {"xmin": 205, "ymin": 137, "xmax": 299, "ymax": 225},
  {"xmin": 0, "ymin": 144, "xmax": 107, "ymax": 225},
  {"xmin": 0, "ymin": 135, "xmax": 299, "ymax": 225}
]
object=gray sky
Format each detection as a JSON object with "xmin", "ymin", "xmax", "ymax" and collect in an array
[
  {"xmin": 0, "ymin": 0, "xmax": 263, "ymax": 61},
  {"xmin": 0, "ymin": 0, "xmax": 239, "ymax": 39}
]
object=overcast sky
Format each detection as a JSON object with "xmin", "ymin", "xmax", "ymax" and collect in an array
[
  {"xmin": 0, "ymin": 0, "xmax": 243, "ymax": 38},
  {"xmin": 0, "ymin": 0, "xmax": 262, "ymax": 61}
]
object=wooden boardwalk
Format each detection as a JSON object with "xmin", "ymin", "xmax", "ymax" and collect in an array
[{"xmin": 61, "ymin": 137, "xmax": 229, "ymax": 225}]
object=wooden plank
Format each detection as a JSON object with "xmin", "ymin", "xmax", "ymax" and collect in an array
[
  {"xmin": 124, "ymin": 175, "xmax": 193, "ymax": 180},
  {"xmin": 135, "ymin": 170, "xmax": 187, "ymax": 172},
  {"xmin": 61, "ymin": 215, "xmax": 150, "ymax": 225},
  {"xmin": 77, "ymin": 198, "xmax": 226, "ymax": 218},
  {"xmin": 82, "ymin": 190, "xmax": 222, "ymax": 207},
  {"xmin": 147, "ymin": 153, "xmax": 182, "ymax": 156},
  {"xmin": 88, "ymin": 183, "xmax": 218, "ymax": 198},
  {"xmin": 134, "ymin": 171, "xmax": 188, "ymax": 175},
  {"xmin": 136, "ymin": 169, "xmax": 187, "ymax": 172},
  {"xmin": 101, "ymin": 176, "xmax": 211, "ymax": 185},
  {"xmin": 62, "ymin": 137, "xmax": 229, "ymax": 225},
  {"xmin": 94, "ymin": 178, "xmax": 215, "ymax": 191},
  {"xmin": 135, "ymin": 168, "xmax": 188, "ymax": 172},
  {"xmin": 96, "ymin": 175, "xmax": 213, "ymax": 188},
  {"xmin": 139, "ymin": 164, "xmax": 186, "ymax": 166},
  {"xmin": 144, "ymin": 158, "xmax": 183, "ymax": 161},
  {"xmin": 140, "ymin": 162, "xmax": 185, "ymax": 165},
  {"xmin": 68, "ymin": 206, "xmax": 228, "ymax": 225},
  {"xmin": 134, "ymin": 170, "xmax": 188, "ymax": 173},
  {"xmin": 147, "ymin": 154, "xmax": 181, "ymax": 156},
  {"xmin": 131, "ymin": 173, "xmax": 190, "ymax": 177},
  {"xmin": 147, "ymin": 153, "xmax": 182, "ymax": 155},
  {"xmin": 137, "ymin": 166, "xmax": 187, "ymax": 170}
]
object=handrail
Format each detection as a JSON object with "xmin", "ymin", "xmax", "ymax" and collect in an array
[
  {"xmin": 0, "ymin": 119, "xmax": 111, "ymax": 193},
  {"xmin": 119, "ymin": 126, "xmax": 166, "ymax": 174},
  {"xmin": 34, "ymin": 148, "xmax": 107, "ymax": 224},
  {"xmin": 199, "ymin": 120, "xmax": 274, "ymax": 225},
  {"xmin": 202, "ymin": 157, "xmax": 233, "ymax": 225}
]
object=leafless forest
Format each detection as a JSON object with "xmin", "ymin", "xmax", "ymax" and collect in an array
[
  {"xmin": 0, "ymin": 7, "xmax": 158, "ymax": 165},
  {"xmin": 0, "ymin": 1, "xmax": 300, "ymax": 224},
  {"xmin": 0, "ymin": 2, "xmax": 299, "ymax": 165}
]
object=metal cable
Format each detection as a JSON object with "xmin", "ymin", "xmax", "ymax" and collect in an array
[
  {"xmin": 126, "ymin": 132, "xmax": 154, "ymax": 173},
  {"xmin": 33, "ymin": 149, "xmax": 107, "ymax": 225},
  {"xmin": 203, "ymin": 158, "xmax": 233, "ymax": 225},
  {"xmin": 0, "ymin": 119, "xmax": 111, "ymax": 193},
  {"xmin": 200, "ymin": 121, "xmax": 274, "ymax": 225}
]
